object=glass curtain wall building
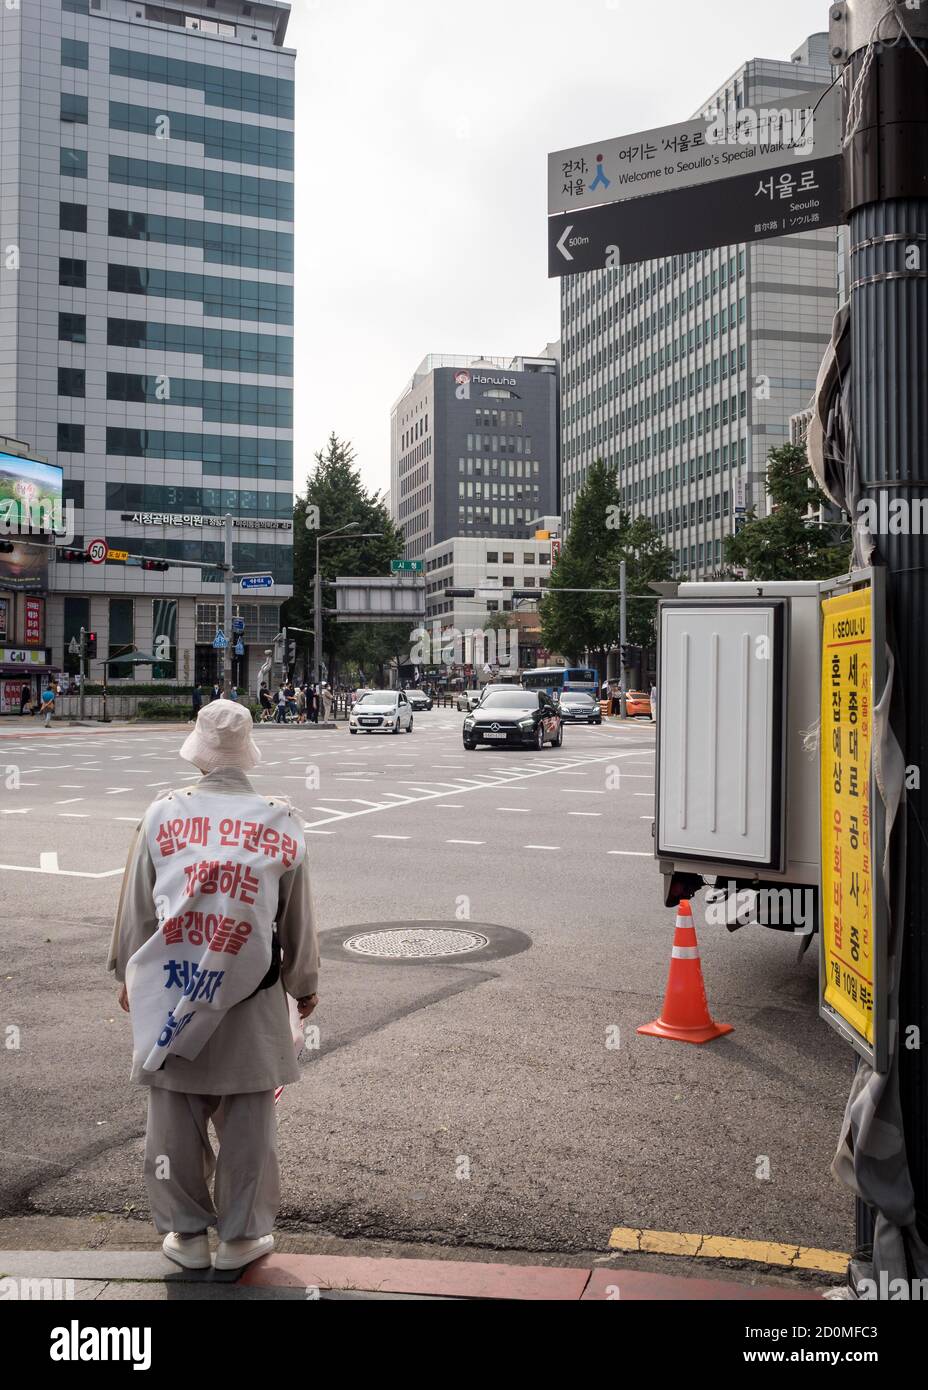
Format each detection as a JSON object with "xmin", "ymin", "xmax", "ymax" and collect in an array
[
  {"xmin": 559, "ymin": 33, "xmax": 839, "ymax": 576},
  {"xmin": 0, "ymin": 0, "xmax": 294, "ymax": 690}
]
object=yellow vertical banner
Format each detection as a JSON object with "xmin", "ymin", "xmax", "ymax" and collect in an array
[{"xmin": 820, "ymin": 588, "xmax": 874, "ymax": 1045}]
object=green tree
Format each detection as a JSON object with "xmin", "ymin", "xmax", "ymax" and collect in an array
[
  {"xmin": 286, "ymin": 434, "xmax": 408, "ymax": 681},
  {"xmin": 724, "ymin": 443, "xmax": 850, "ymax": 581},
  {"xmin": 539, "ymin": 459, "xmax": 674, "ymax": 669}
]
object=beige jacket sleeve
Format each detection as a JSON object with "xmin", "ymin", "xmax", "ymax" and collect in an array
[
  {"xmin": 277, "ymin": 853, "xmax": 320, "ymax": 999},
  {"xmin": 106, "ymin": 816, "xmax": 159, "ymax": 981}
]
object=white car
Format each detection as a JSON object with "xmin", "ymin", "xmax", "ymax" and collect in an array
[
  {"xmin": 349, "ymin": 689, "xmax": 414, "ymax": 734},
  {"xmin": 456, "ymin": 689, "xmax": 482, "ymax": 712}
]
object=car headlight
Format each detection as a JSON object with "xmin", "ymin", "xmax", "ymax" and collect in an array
[
  {"xmin": 464, "ymin": 717, "xmax": 475, "ymax": 728},
  {"xmin": 519, "ymin": 718, "xmax": 534, "ymax": 729}
]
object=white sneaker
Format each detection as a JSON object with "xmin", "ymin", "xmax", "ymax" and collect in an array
[
  {"xmin": 213, "ymin": 1234, "xmax": 275, "ymax": 1270},
  {"xmin": 162, "ymin": 1232, "xmax": 211, "ymax": 1269}
]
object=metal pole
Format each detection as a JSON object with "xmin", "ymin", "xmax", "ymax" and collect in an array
[
  {"xmin": 618, "ymin": 558, "xmax": 627, "ymax": 720},
  {"xmin": 222, "ymin": 513, "xmax": 233, "ymax": 694},
  {"xmin": 78, "ymin": 627, "xmax": 85, "ymax": 722},
  {"xmin": 837, "ymin": 0, "xmax": 928, "ymax": 1253},
  {"xmin": 313, "ymin": 536, "xmax": 322, "ymax": 689}
]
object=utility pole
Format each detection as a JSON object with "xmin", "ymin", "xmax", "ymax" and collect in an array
[
  {"xmin": 618, "ymin": 558, "xmax": 627, "ymax": 720},
  {"xmin": 222, "ymin": 513, "xmax": 233, "ymax": 694},
  {"xmin": 313, "ymin": 557, "xmax": 322, "ymax": 689},
  {"xmin": 833, "ymin": 0, "xmax": 928, "ymax": 1262},
  {"xmin": 78, "ymin": 626, "xmax": 86, "ymax": 722}
]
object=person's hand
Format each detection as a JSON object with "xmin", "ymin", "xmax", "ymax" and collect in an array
[
  {"xmin": 297, "ymin": 993, "xmax": 318, "ymax": 1019},
  {"xmin": 117, "ymin": 983, "xmax": 130, "ymax": 1013}
]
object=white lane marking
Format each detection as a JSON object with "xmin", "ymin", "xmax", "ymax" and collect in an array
[
  {"xmin": 446, "ymin": 839, "xmax": 484, "ymax": 845},
  {"xmin": 59, "ymin": 813, "xmax": 89, "ymax": 818},
  {"xmin": 40, "ymin": 852, "xmax": 59, "ymax": 871},
  {"xmin": 563, "ymin": 789, "xmax": 605, "ymax": 795},
  {"xmin": 105, "ymin": 787, "xmax": 133, "ymax": 794},
  {"xmin": 437, "ymin": 804, "xmax": 463, "ymax": 809},
  {"xmin": 608, "ymin": 850, "xmax": 651, "ymax": 857},
  {"xmin": 569, "ymin": 811, "xmax": 602, "ymax": 817},
  {"xmin": 146, "ymin": 782, "xmax": 171, "ymax": 787},
  {"xmin": 55, "ymin": 798, "xmax": 84, "ymax": 805},
  {"xmin": 58, "ymin": 785, "xmax": 84, "ymax": 789},
  {"xmin": 1, "ymin": 808, "xmax": 30, "ymax": 815},
  {"xmin": 304, "ymin": 828, "xmax": 335, "ymax": 835},
  {"xmin": 0, "ymin": 861, "xmax": 124, "ymax": 878},
  {"xmin": 640, "ymin": 815, "xmax": 654, "ymax": 820},
  {"xmin": 299, "ymin": 751, "xmax": 646, "ymax": 829},
  {"xmin": 373, "ymin": 834, "xmax": 411, "ymax": 840},
  {"xmin": 634, "ymin": 792, "xmax": 653, "ymax": 798},
  {"xmin": 525, "ymin": 844, "xmax": 560, "ymax": 850},
  {"xmin": 497, "ymin": 807, "xmax": 529, "ymax": 813},
  {"xmin": 115, "ymin": 816, "xmax": 140, "ymax": 822}
]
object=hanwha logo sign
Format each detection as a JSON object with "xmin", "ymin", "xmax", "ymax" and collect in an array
[{"xmin": 454, "ymin": 369, "xmax": 471, "ymax": 401}]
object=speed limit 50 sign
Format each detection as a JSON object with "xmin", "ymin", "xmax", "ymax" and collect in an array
[{"xmin": 87, "ymin": 538, "xmax": 108, "ymax": 565}]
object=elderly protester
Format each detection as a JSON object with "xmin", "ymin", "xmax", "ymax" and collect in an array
[{"xmin": 107, "ymin": 699, "xmax": 320, "ymax": 1271}]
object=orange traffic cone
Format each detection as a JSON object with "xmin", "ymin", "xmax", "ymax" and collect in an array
[{"xmin": 637, "ymin": 900, "xmax": 733, "ymax": 1045}]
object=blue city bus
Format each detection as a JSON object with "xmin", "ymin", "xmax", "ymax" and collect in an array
[{"xmin": 521, "ymin": 666, "xmax": 598, "ymax": 699}]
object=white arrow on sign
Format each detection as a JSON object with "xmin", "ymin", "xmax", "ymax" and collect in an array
[{"xmin": 556, "ymin": 225, "xmax": 574, "ymax": 261}]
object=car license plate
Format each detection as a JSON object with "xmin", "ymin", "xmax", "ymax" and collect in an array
[
  {"xmin": 361, "ymin": 718, "xmax": 378, "ymax": 725},
  {"xmin": 484, "ymin": 732, "xmax": 506, "ymax": 739}
]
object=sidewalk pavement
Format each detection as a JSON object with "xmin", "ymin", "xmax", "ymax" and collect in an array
[{"xmin": 0, "ymin": 1248, "xmax": 826, "ymax": 1301}]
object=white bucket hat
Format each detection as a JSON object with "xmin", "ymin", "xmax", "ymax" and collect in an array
[{"xmin": 179, "ymin": 699, "xmax": 261, "ymax": 773}]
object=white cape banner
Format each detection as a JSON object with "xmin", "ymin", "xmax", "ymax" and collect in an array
[{"xmin": 125, "ymin": 788, "xmax": 306, "ymax": 1074}]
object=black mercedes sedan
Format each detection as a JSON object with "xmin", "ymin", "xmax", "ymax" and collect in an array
[
  {"xmin": 557, "ymin": 691, "xmax": 602, "ymax": 724},
  {"xmin": 463, "ymin": 689, "xmax": 563, "ymax": 751}
]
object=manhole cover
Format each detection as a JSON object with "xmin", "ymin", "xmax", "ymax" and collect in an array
[
  {"xmin": 344, "ymin": 928, "xmax": 490, "ymax": 959},
  {"xmin": 322, "ymin": 921, "xmax": 532, "ymax": 965}
]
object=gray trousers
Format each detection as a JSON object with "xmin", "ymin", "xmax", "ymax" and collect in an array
[{"xmin": 144, "ymin": 1089, "xmax": 279, "ymax": 1241}]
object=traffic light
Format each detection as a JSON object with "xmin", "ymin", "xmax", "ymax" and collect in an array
[
  {"xmin": 141, "ymin": 558, "xmax": 170, "ymax": 571},
  {"xmin": 287, "ymin": 639, "xmax": 296, "ymax": 664},
  {"xmin": 444, "ymin": 588, "xmax": 475, "ymax": 598},
  {"xmin": 513, "ymin": 589, "xmax": 543, "ymax": 600},
  {"xmin": 57, "ymin": 547, "xmax": 87, "ymax": 563},
  {"xmin": 85, "ymin": 631, "xmax": 97, "ymax": 658}
]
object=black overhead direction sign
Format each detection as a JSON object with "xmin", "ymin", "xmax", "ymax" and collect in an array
[{"xmin": 548, "ymin": 154, "xmax": 843, "ymax": 277}]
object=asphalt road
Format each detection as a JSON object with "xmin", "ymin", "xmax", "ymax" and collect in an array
[{"xmin": 0, "ymin": 710, "xmax": 855, "ymax": 1259}]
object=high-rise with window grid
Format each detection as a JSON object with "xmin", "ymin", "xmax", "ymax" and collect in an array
[{"xmin": 0, "ymin": 0, "xmax": 294, "ymax": 693}]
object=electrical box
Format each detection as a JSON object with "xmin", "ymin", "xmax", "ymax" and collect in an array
[{"xmin": 656, "ymin": 581, "xmax": 822, "ymax": 892}]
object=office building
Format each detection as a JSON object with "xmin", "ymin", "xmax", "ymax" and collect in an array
[
  {"xmin": 559, "ymin": 33, "xmax": 840, "ymax": 576},
  {"xmin": 0, "ymin": 0, "xmax": 295, "ymax": 692},
  {"xmin": 390, "ymin": 352, "xmax": 560, "ymax": 561}
]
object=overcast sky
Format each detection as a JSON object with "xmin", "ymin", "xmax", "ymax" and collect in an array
[{"xmin": 287, "ymin": 0, "xmax": 826, "ymax": 500}]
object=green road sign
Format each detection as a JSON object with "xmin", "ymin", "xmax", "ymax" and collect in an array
[{"xmin": 391, "ymin": 559, "xmax": 423, "ymax": 574}]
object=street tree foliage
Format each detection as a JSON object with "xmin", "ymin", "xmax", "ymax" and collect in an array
[
  {"xmin": 539, "ymin": 458, "xmax": 675, "ymax": 666},
  {"xmin": 723, "ymin": 443, "xmax": 851, "ymax": 581},
  {"xmin": 286, "ymin": 434, "xmax": 409, "ymax": 682}
]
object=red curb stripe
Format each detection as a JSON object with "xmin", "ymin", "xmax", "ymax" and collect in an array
[
  {"xmin": 582, "ymin": 1268, "xmax": 821, "ymax": 1301},
  {"xmin": 239, "ymin": 1253, "xmax": 823, "ymax": 1301},
  {"xmin": 239, "ymin": 1253, "xmax": 590, "ymax": 1300}
]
